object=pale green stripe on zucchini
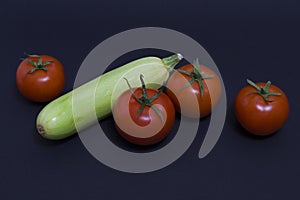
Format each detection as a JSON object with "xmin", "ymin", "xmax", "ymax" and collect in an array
[{"xmin": 36, "ymin": 53, "xmax": 182, "ymax": 140}]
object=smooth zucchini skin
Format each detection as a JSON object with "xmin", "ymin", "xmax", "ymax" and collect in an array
[{"xmin": 36, "ymin": 54, "xmax": 182, "ymax": 140}]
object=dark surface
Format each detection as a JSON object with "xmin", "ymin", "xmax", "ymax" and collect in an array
[{"xmin": 1, "ymin": 0, "xmax": 300, "ymax": 199}]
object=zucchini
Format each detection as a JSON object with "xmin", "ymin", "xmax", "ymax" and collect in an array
[{"xmin": 36, "ymin": 53, "xmax": 183, "ymax": 140}]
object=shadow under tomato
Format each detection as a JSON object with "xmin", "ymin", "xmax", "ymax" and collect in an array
[
  {"xmin": 101, "ymin": 113, "xmax": 181, "ymax": 153},
  {"xmin": 226, "ymin": 104, "xmax": 278, "ymax": 140}
]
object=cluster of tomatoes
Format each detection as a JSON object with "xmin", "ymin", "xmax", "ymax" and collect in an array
[
  {"xmin": 16, "ymin": 54, "xmax": 289, "ymax": 146},
  {"xmin": 113, "ymin": 59, "xmax": 289, "ymax": 145}
]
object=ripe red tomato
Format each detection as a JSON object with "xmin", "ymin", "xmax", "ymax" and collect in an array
[
  {"xmin": 235, "ymin": 79, "xmax": 289, "ymax": 136},
  {"xmin": 16, "ymin": 54, "xmax": 65, "ymax": 102},
  {"xmin": 166, "ymin": 60, "xmax": 222, "ymax": 118},
  {"xmin": 113, "ymin": 77, "xmax": 175, "ymax": 145}
]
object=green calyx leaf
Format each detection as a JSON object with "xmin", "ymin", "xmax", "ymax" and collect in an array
[
  {"xmin": 178, "ymin": 58, "xmax": 214, "ymax": 97},
  {"xmin": 23, "ymin": 55, "xmax": 53, "ymax": 74},
  {"xmin": 124, "ymin": 74, "xmax": 165, "ymax": 123},
  {"xmin": 246, "ymin": 79, "xmax": 281, "ymax": 102}
]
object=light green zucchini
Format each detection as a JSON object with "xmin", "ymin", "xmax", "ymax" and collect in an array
[{"xmin": 36, "ymin": 53, "xmax": 183, "ymax": 140}]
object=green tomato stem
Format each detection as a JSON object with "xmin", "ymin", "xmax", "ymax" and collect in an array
[
  {"xmin": 246, "ymin": 79, "xmax": 281, "ymax": 102},
  {"xmin": 178, "ymin": 58, "xmax": 214, "ymax": 97},
  {"xmin": 124, "ymin": 74, "xmax": 164, "ymax": 123},
  {"xmin": 25, "ymin": 55, "xmax": 53, "ymax": 74}
]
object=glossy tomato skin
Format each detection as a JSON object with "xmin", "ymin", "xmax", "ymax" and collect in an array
[
  {"xmin": 113, "ymin": 88, "xmax": 175, "ymax": 145},
  {"xmin": 166, "ymin": 64, "xmax": 222, "ymax": 118},
  {"xmin": 16, "ymin": 55, "xmax": 65, "ymax": 102},
  {"xmin": 235, "ymin": 82, "xmax": 289, "ymax": 136}
]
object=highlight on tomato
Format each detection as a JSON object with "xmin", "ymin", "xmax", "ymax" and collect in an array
[
  {"xmin": 16, "ymin": 54, "xmax": 65, "ymax": 102},
  {"xmin": 235, "ymin": 79, "xmax": 289, "ymax": 136},
  {"xmin": 112, "ymin": 75, "xmax": 175, "ymax": 146},
  {"xmin": 166, "ymin": 59, "xmax": 222, "ymax": 118}
]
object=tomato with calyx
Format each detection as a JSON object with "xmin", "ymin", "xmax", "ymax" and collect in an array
[
  {"xmin": 113, "ymin": 75, "xmax": 175, "ymax": 146},
  {"xmin": 16, "ymin": 54, "xmax": 65, "ymax": 102},
  {"xmin": 235, "ymin": 79, "xmax": 289, "ymax": 136},
  {"xmin": 166, "ymin": 59, "xmax": 222, "ymax": 118}
]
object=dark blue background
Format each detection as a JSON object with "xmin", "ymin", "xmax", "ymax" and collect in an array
[{"xmin": 1, "ymin": 0, "xmax": 300, "ymax": 199}]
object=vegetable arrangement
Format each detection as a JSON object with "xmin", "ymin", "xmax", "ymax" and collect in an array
[
  {"xmin": 35, "ymin": 54, "xmax": 182, "ymax": 140},
  {"xmin": 16, "ymin": 51, "xmax": 289, "ymax": 145}
]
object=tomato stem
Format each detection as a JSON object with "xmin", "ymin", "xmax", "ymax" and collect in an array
[
  {"xmin": 246, "ymin": 79, "xmax": 281, "ymax": 102},
  {"xmin": 24, "ymin": 55, "xmax": 53, "ymax": 74},
  {"xmin": 178, "ymin": 58, "xmax": 214, "ymax": 97},
  {"xmin": 124, "ymin": 75, "xmax": 164, "ymax": 123}
]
